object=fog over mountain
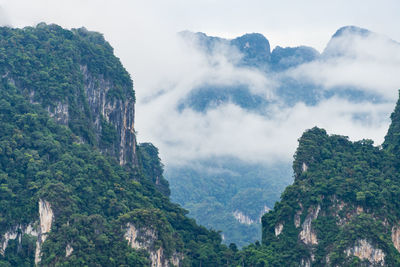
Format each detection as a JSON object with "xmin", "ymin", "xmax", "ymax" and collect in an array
[
  {"xmin": 2, "ymin": 0, "xmax": 400, "ymax": 246},
  {"xmin": 1, "ymin": 2, "xmax": 399, "ymax": 167},
  {"xmin": 148, "ymin": 26, "xmax": 400, "ymax": 245},
  {"xmin": 138, "ymin": 26, "xmax": 398, "ymax": 167}
]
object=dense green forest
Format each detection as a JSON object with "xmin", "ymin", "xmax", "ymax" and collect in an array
[
  {"xmin": 0, "ymin": 23, "xmax": 241, "ymax": 266},
  {"xmin": 235, "ymin": 94, "xmax": 400, "ymax": 266},
  {"xmin": 3, "ymin": 22, "xmax": 400, "ymax": 267},
  {"xmin": 167, "ymin": 159, "xmax": 292, "ymax": 247}
]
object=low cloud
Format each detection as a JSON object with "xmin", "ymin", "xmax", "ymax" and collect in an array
[
  {"xmin": 288, "ymin": 30, "xmax": 400, "ymax": 100},
  {"xmin": 136, "ymin": 30, "xmax": 398, "ymax": 166},
  {"xmin": 1, "ymin": 1, "xmax": 399, "ymax": 167},
  {"xmin": 138, "ymin": 96, "xmax": 392, "ymax": 166}
]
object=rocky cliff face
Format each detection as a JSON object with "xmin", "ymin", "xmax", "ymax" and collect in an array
[
  {"xmin": 35, "ymin": 199, "xmax": 54, "ymax": 265},
  {"xmin": 124, "ymin": 223, "xmax": 182, "ymax": 267},
  {"xmin": 261, "ymin": 117, "xmax": 400, "ymax": 266},
  {"xmin": 0, "ymin": 199, "xmax": 53, "ymax": 265},
  {"xmin": 0, "ymin": 224, "xmax": 38, "ymax": 256},
  {"xmin": 4, "ymin": 24, "xmax": 138, "ymax": 168},
  {"xmin": 233, "ymin": 210, "xmax": 255, "ymax": 225},
  {"xmin": 34, "ymin": 65, "xmax": 137, "ymax": 166},
  {"xmin": 80, "ymin": 65, "xmax": 137, "ymax": 166},
  {"xmin": 299, "ymin": 205, "xmax": 320, "ymax": 246},
  {"xmin": 391, "ymin": 224, "xmax": 400, "ymax": 253},
  {"xmin": 345, "ymin": 239, "xmax": 385, "ymax": 266}
]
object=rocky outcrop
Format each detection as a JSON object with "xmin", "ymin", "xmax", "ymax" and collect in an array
[
  {"xmin": 0, "ymin": 200, "xmax": 54, "ymax": 264},
  {"xmin": 299, "ymin": 205, "xmax": 320, "ymax": 245},
  {"xmin": 302, "ymin": 162, "xmax": 308, "ymax": 173},
  {"xmin": 294, "ymin": 203, "xmax": 303, "ymax": 228},
  {"xmin": 233, "ymin": 206, "xmax": 271, "ymax": 225},
  {"xmin": 275, "ymin": 223, "xmax": 284, "ymax": 236},
  {"xmin": 65, "ymin": 244, "xmax": 74, "ymax": 257},
  {"xmin": 24, "ymin": 64, "xmax": 138, "ymax": 167},
  {"xmin": 392, "ymin": 224, "xmax": 400, "ymax": 253},
  {"xmin": 233, "ymin": 210, "xmax": 255, "ymax": 225},
  {"xmin": 47, "ymin": 101, "xmax": 69, "ymax": 125},
  {"xmin": 0, "ymin": 224, "xmax": 38, "ymax": 255},
  {"xmin": 35, "ymin": 199, "xmax": 54, "ymax": 265},
  {"xmin": 81, "ymin": 65, "xmax": 137, "ymax": 166},
  {"xmin": 124, "ymin": 223, "xmax": 182, "ymax": 267},
  {"xmin": 345, "ymin": 239, "xmax": 385, "ymax": 266},
  {"xmin": 300, "ymin": 258, "xmax": 311, "ymax": 267}
]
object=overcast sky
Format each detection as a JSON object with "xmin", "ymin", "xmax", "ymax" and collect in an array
[
  {"xmin": 2, "ymin": 0, "xmax": 400, "ymax": 50},
  {"xmin": 1, "ymin": 0, "xmax": 400, "ymax": 166}
]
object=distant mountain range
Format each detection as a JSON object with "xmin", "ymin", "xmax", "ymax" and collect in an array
[{"xmin": 166, "ymin": 26, "xmax": 400, "ymax": 247}]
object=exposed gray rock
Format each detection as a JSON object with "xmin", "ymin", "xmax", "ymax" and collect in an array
[
  {"xmin": 299, "ymin": 205, "xmax": 320, "ymax": 245},
  {"xmin": 0, "ymin": 223, "xmax": 38, "ymax": 255},
  {"xmin": 35, "ymin": 199, "xmax": 54, "ymax": 265},
  {"xmin": 65, "ymin": 244, "xmax": 73, "ymax": 257},
  {"xmin": 392, "ymin": 223, "xmax": 400, "ymax": 253},
  {"xmin": 80, "ymin": 65, "xmax": 137, "ymax": 166},
  {"xmin": 275, "ymin": 223, "xmax": 284, "ymax": 236},
  {"xmin": 345, "ymin": 239, "xmax": 385, "ymax": 266},
  {"xmin": 124, "ymin": 223, "xmax": 182, "ymax": 267}
]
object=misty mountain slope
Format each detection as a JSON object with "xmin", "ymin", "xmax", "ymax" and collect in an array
[
  {"xmin": 178, "ymin": 26, "xmax": 399, "ymax": 111},
  {"xmin": 0, "ymin": 24, "xmax": 239, "ymax": 267},
  {"xmin": 161, "ymin": 26, "xmax": 400, "ymax": 247}
]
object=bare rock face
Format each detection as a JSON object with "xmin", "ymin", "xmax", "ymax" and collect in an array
[
  {"xmin": 233, "ymin": 210, "xmax": 255, "ymax": 225},
  {"xmin": 233, "ymin": 206, "xmax": 270, "ymax": 225},
  {"xmin": 392, "ymin": 223, "xmax": 400, "ymax": 253},
  {"xmin": 0, "ymin": 199, "xmax": 53, "ymax": 265},
  {"xmin": 81, "ymin": 65, "xmax": 137, "ymax": 166},
  {"xmin": 30, "ymin": 65, "xmax": 138, "ymax": 167},
  {"xmin": 1, "ymin": 230, "xmax": 18, "ymax": 256},
  {"xmin": 275, "ymin": 223, "xmax": 284, "ymax": 236},
  {"xmin": 345, "ymin": 239, "xmax": 385, "ymax": 266},
  {"xmin": 294, "ymin": 203, "xmax": 303, "ymax": 228},
  {"xmin": 35, "ymin": 199, "xmax": 54, "ymax": 265},
  {"xmin": 124, "ymin": 223, "xmax": 182, "ymax": 267},
  {"xmin": 46, "ymin": 101, "xmax": 69, "ymax": 125},
  {"xmin": 302, "ymin": 162, "xmax": 308, "ymax": 173},
  {"xmin": 0, "ymin": 224, "xmax": 38, "ymax": 255},
  {"xmin": 300, "ymin": 258, "xmax": 311, "ymax": 267},
  {"xmin": 65, "ymin": 244, "xmax": 74, "ymax": 257},
  {"xmin": 299, "ymin": 205, "xmax": 320, "ymax": 245}
]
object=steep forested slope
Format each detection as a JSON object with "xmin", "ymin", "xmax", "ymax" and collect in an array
[
  {"xmin": 0, "ymin": 23, "xmax": 236, "ymax": 266},
  {"xmin": 236, "ymin": 93, "xmax": 400, "ymax": 266}
]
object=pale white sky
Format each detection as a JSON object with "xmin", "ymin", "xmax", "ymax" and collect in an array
[{"xmin": 1, "ymin": 0, "xmax": 399, "ymax": 51}]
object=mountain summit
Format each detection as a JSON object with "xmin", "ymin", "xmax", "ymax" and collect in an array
[{"xmin": 255, "ymin": 91, "xmax": 400, "ymax": 266}]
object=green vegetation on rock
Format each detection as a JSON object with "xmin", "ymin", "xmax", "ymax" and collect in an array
[
  {"xmin": 235, "ymin": 93, "xmax": 400, "ymax": 266},
  {"xmin": 0, "ymin": 24, "xmax": 237, "ymax": 266}
]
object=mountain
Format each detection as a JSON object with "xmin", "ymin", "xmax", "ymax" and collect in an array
[
  {"xmin": 270, "ymin": 45, "xmax": 319, "ymax": 72},
  {"xmin": 168, "ymin": 26, "xmax": 397, "ymax": 247},
  {"xmin": 0, "ymin": 23, "xmax": 238, "ymax": 266},
  {"xmin": 179, "ymin": 26, "xmax": 392, "ymax": 111},
  {"xmin": 234, "ymin": 92, "xmax": 400, "ymax": 266},
  {"xmin": 3, "ymin": 22, "xmax": 400, "ymax": 266},
  {"xmin": 167, "ymin": 158, "xmax": 292, "ymax": 247},
  {"xmin": 230, "ymin": 33, "xmax": 271, "ymax": 69},
  {"xmin": 323, "ymin": 26, "xmax": 374, "ymax": 58}
]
